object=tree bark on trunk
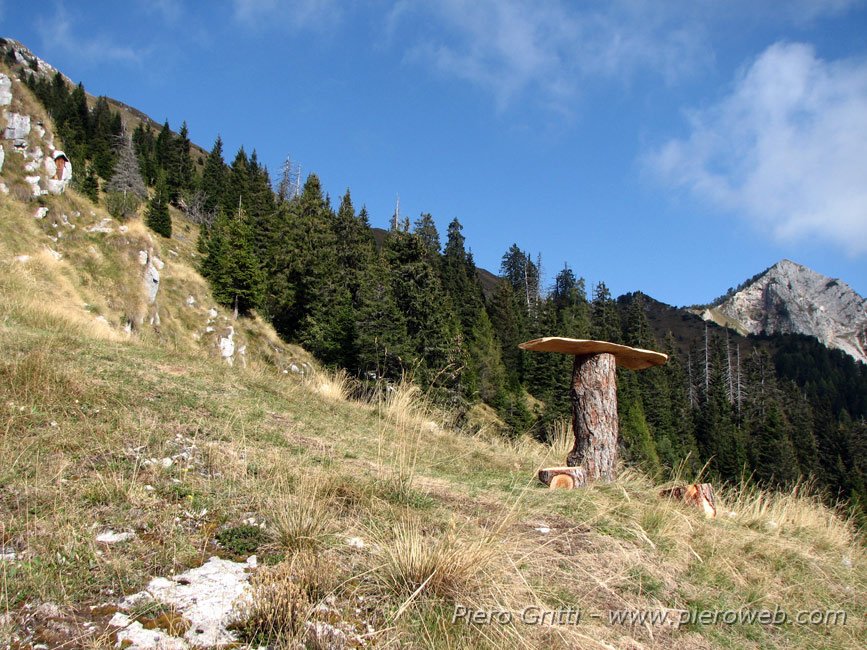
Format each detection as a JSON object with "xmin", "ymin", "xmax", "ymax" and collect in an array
[{"xmin": 566, "ymin": 352, "xmax": 618, "ymax": 482}]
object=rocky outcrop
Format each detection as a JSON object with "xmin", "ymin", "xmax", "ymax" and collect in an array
[
  {"xmin": 4, "ymin": 112, "xmax": 30, "ymax": 147},
  {"xmin": 704, "ymin": 260, "xmax": 867, "ymax": 364},
  {"xmin": 0, "ymin": 73, "xmax": 10, "ymax": 106},
  {"xmin": 141, "ymin": 249, "xmax": 163, "ymax": 305},
  {"xmin": 0, "ymin": 144, "xmax": 4, "ymax": 173}
]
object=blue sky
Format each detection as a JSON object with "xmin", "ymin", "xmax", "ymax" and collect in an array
[{"xmin": 3, "ymin": 0, "xmax": 866, "ymax": 306}]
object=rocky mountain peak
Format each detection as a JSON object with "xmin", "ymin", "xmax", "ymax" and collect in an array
[{"xmin": 699, "ymin": 260, "xmax": 867, "ymax": 364}]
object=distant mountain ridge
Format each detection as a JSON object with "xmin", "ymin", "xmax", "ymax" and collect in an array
[{"xmin": 697, "ymin": 259, "xmax": 867, "ymax": 364}]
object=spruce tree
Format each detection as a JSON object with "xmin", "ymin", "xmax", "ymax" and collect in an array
[
  {"xmin": 355, "ymin": 254, "xmax": 410, "ymax": 379},
  {"xmin": 174, "ymin": 122, "xmax": 195, "ymax": 196},
  {"xmin": 201, "ymin": 136, "xmax": 226, "ymax": 216},
  {"xmin": 79, "ymin": 164, "xmax": 99, "ymax": 202},
  {"xmin": 384, "ymin": 229, "xmax": 461, "ymax": 389},
  {"xmin": 224, "ymin": 148, "xmax": 250, "ymax": 215},
  {"xmin": 145, "ymin": 176, "xmax": 172, "ymax": 238},
  {"xmin": 267, "ymin": 174, "xmax": 342, "ymax": 352},
  {"xmin": 204, "ymin": 208, "xmax": 264, "ymax": 318},
  {"xmin": 591, "ymin": 282, "xmax": 621, "ymax": 343}
]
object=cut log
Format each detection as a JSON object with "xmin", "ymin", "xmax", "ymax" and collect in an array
[
  {"xmin": 660, "ymin": 484, "xmax": 717, "ymax": 518},
  {"xmin": 567, "ymin": 352, "xmax": 618, "ymax": 482},
  {"xmin": 538, "ymin": 466, "xmax": 586, "ymax": 490}
]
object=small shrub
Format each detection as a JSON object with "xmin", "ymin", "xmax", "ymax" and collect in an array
[
  {"xmin": 216, "ymin": 524, "xmax": 266, "ymax": 556},
  {"xmin": 104, "ymin": 191, "xmax": 141, "ymax": 221},
  {"xmin": 232, "ymin": 561, "xmax": 311, "ymax": 646}
]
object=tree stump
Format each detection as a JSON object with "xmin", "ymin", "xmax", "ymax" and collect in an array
[
  {"xmin": 567, "ymin": 352, "xmax": 618, "ymax": 481},
  {"xmin": 538, "ymin": 466, "xmax": 587, "ymax": 490},
  {"xmin": 659, "ymin": 483, "xmax": 717, "ymax": 518}
]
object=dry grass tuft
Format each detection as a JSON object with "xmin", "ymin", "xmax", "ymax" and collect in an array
[
  {"xmin": 268, "ymin": 477, "xmax": 337, "ymax": 554},
  {"xmin": 546, "ymin": 417, "xmax": 573, "ymax": 461},
  {"xmin": 368, "ymin": 518, "xmax": 502, "ymax": 603},
  {"xmin": 718, "ymin": 480, "xmax": 858, "ymax": 548},
  {"xmin": 305, "ymin": 367, "xmax": 351, "ymax": 402}
]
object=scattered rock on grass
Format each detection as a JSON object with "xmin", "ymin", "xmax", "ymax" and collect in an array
[{"xmin": 113, "ymin": 555, "xmax": 257, "ymax": 648}]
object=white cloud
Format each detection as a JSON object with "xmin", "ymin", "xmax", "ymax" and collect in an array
[
  {"xmin": 392, "ymin": 0, "xmax": 711, "ymax": 113},
  {"xmin": 646, "ymin": 42, "xmax": 867, "ymax": 255},
  {"xmin": 139, "ymin": 0, "xmax": 183, "ymax": 24},
  {"xmin": 232, "ymin": 0, "xmax": 341, "ymax": 32},
  {"xmin": 36, "ymin": 3, "xmax": 142, "ymax": 65}
]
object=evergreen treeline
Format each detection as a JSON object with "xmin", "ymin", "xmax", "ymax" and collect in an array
[{"xmin": 25, "ymin": 71, "xmax": 866, "ymax": 523}]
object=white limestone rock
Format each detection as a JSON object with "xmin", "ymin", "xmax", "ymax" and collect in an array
[
  {"xmin": 4, "ymin": 113, "xmax": 30, "ymax": 147},
  {"xmin": 109, "ymin": 612, "xmax": 189, "ymax": 650},
  {"xmin": 25, "ymin": 175, "xmax": 43, "ymax": 196},
  {"xmin": 219, "ymin": 327, "xmax": 235, "ymax": 364},
  {"xmin": 96, "ymin": 530, "xmax": 136, "ymax": 544},
  {"xmin": 138, "ymin": 250, "xmax": 149, "ymax": 266},
  {"xmin": 45, "ymin": 247, "xmax": 62, "ymax": 261},
  {"xmin": 27, "ymin": 146, "xmax": 44, "ymax": 164},
  {"xmin": 86, "ymin": 219, "xmax": 114, "ymax": 234},
  {"xmin": 144, "ymin": 252, "xmax": 160, "ymax": 304},
  {"xmin": 0, "ymin": 73, "xmax": 11, "ymax": 106},
  {"xmin": 117, "ymin": 556, "xmax": 256, "ymax": 648},
  {"xmin": 34, "ymin": 206, "xmax": 49, "ymax": 219},
  {"xmin": 186, "ymin": 295, "xmax": 196, "ymax": 306},
  {"xmin": 0, "ymin": 144, "xmax": 4, "ymax": 173}
]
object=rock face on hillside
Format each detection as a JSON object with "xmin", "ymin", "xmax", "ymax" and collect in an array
[
  {"xmin": 0, "ymin": 73, "xmax": 11, "ymax": 105},
  {"xmin": 701, "ymin": 260, "xmax": 867, "ymax": 364}
]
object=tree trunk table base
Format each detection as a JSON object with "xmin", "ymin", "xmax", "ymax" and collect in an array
[
  {"xmin": 659, "ymin": 483, "xmax": 717, "ymax": 518},
  {"xmin": 518, "ymin": 338, "xmax": 668, "ymax": 490}
]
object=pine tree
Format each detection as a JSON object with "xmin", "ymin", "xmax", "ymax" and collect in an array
[
  {"xmin": 145, "ymin": 176, "xmax": 172, "ymax": 238},
  {"xmin": 201, "ymin": 136, "xmax": 226, "ymax": 216},
  {"xmin": 487, "ymin": 281, "xmax": 525, "ymax": 387},
  {"xmin": 355, "ymin": 254, "xmax": 410, "ymax": 379},
  {"xmin": 552, "ymin": 264, "xmax": 591, "ymax": 338},
  {"xmin": 174, "ymin": 122, "xmax": 195, "ymax": 196},
  {"xmin": 384, "ymin": 229, "xmax": 461, "ymax": 389},
  {"xmin": 441, "ymin": 218, "xmax": 484, "ymax": 333},
  {"xmin": 224, "ymin": 147, "xmax": 250, "ymax": 215},
  {"xmin": 203, "ymin": 208, "xmax": 265, "ymax": 318},
  {"xmin": 79, "ymin": 163, "xmax": 99, "ymax": 202},
  {"xmin": 267, "ymin": 175, "xmax": 340, "ymax": 347},
  {"xmin": 89, "ymin": 96, "xmax": 118, "ymax": 179},
  {"xmin": 132, "ymin": 123, "xmax": 158, "ymax": 186},
  {"xmin": 413, "ymin": 213, "xmax": 441, "ymax": 260},
  {"xmin": 751, "ymin": 402, "xmax": 799, "ymax": 487},
  {"xmin": 591, "ymin": 282, "xmax": 621, "ymax": 343},
  {"xmin": 500, "ymin": 244, "xmax": 540, "ymax": 317}
]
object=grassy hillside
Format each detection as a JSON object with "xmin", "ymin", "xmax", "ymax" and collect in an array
[{"xmin": 1, "ymin": 68, "xmax": 864, "ymax": 650}]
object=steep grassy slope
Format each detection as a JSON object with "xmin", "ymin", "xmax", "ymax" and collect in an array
[
  {"xmin": 1, "ymin": 315, "xmax": 864, "ymax": 649},
  {"xmin": 0, "ymin": 68, "xmax": 864, "ymax": 650}
]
